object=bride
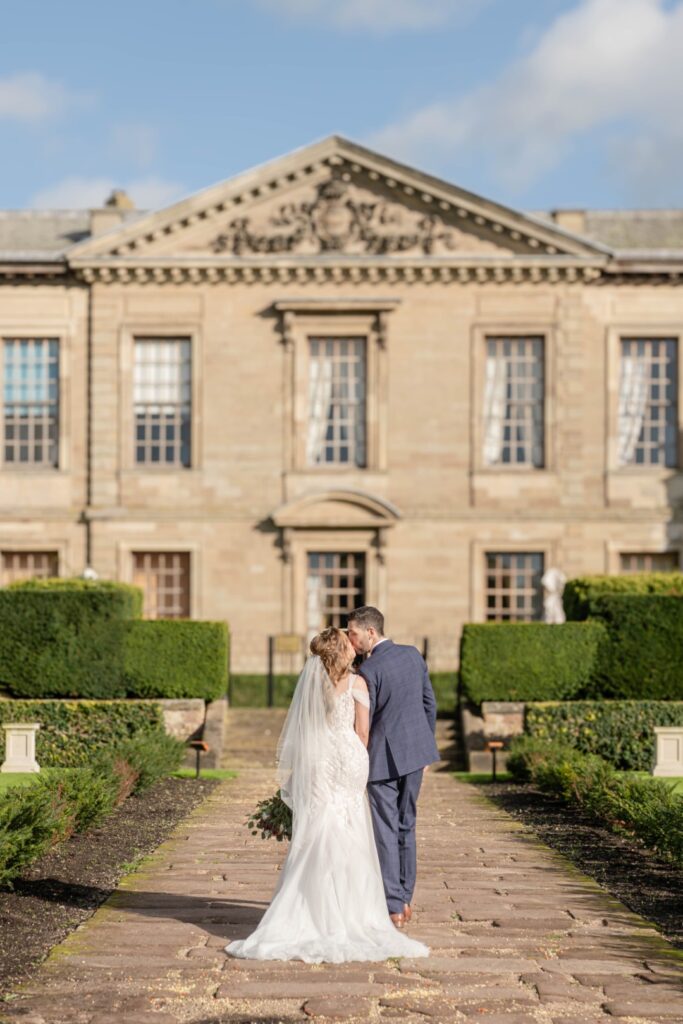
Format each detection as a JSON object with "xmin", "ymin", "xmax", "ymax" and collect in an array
[{"xmin": 225, "ymin": 627, "xmax": 429, "ymax": 963}]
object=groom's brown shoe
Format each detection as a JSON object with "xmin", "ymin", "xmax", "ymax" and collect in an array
[
  {"xmin": 390, "ymin": 912, "xmax": 406, "ymax": 929},
  {"xmin": 403, "ymin": 903, "xmax": 413, "ymax": 923}
]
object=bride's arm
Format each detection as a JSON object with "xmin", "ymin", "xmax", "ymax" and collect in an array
[{"xmin": 351, "ymin": 677, "xmax": 370, "ymax": 748}]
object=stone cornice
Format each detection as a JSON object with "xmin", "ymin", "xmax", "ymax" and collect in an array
[{"xmin": 69, "ymin": 258, "xmax": 607, "ymax": 285}]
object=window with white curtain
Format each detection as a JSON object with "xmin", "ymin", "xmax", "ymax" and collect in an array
[
  {"xmin": 3, "ymin": 338, "xmax": 59, "ymax": 467},
  {"xmin": 134, "ymin": 338, "xmax": 191, "ymax": 467},
  {"xmin": 618, "ymin": 338, "xmax": 678, "ymax": 467},
  {"xmin": 483, "ymin": 337, "xmax": 544, "ymax": 468},
  {"xmin": 307, "ymin": 337, "xmax": 366, "ymax": 467}
]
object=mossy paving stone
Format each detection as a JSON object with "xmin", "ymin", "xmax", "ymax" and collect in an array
[{"xmin": 0, "ymin": 714, "xmax": 681, "ymax": 1022}]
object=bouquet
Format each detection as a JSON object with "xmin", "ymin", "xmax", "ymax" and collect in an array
[{"xmin": 246, "ymin": 789, "xmax": 292, "ymax": 842}]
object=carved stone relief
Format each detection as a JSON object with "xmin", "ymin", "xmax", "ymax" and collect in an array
[{"xmin": 209, "ymin": 175, "xmax": 498, "ymax": 258}]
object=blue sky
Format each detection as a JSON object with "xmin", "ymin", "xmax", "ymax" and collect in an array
[{"xmin": 1, "ymin": 0, "xmax": 682, "ymax": 213}]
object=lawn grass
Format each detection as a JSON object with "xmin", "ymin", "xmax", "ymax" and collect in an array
[
  {"xmin": 452, "ymin": 770, "xmax": 511, "ymax": 785},
  {"xmin": 171, "ymin": 767, "xmax": 237, "ymax": 780},
  {"xmin": 628, "ymin": 771, "xmax": 683, "ymax": 796}
]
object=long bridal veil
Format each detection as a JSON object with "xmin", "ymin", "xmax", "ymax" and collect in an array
[{"xmin": 275, "ymin": 655, "xmax": 333, "ymax": 816}]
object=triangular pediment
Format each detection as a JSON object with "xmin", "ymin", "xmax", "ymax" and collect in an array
[{"xmin": 68, "ymin": 136, "xmax": 610, "ymax": 264}]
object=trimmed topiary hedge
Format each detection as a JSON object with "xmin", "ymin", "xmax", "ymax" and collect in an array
[
  {"xmin": 459, "ymin": 621, "xmax": 606, "ymax": 704},
  {"xmin": 0, "ymin": 700, "xmax": 164, "ymax": 767},
  {"xmin": 0, "ymin": 579, "xmax": 143, "ymax": 699},
  {"xmin": 526, "ymin": 700, "xmax": 683, "ymax": 771},
  {"xmin": 563, "ymin": 572, "xmax": 683, "ymax": 621},
  {"xmin": 589, "ymin": 594, "xmax": 683, "ymax": 699},
  {"xmin": 123, "ymin": 620, "xmax": 229, "ymax": 700},
  {"xmin": 506, "ymin": 735, "xmax": 683, "ymax": 867},
  {"xmin": 0, "ymin": 728, "xmax": 185, "ymax": 887}
]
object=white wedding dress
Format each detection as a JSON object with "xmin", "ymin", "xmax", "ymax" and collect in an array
[{"xmin": 225, "ymin": 672, "xmax": 429, "ymax": 963}]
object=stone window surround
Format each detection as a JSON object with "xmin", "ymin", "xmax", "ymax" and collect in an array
[
  {"xmin": 470, "ymin": 320, "xmax": 557, "ymax": 476},
  {"xmin": 0, "ymin": 546, "xmax": 64, "ymax": 585},
  {"xmin": 606, "ymin": 324, "xmax": 682, "ymax": 476},
  {"xmin": 469, "ymin": 538, "xmax": 558, "ymax": 623},
  {"xmin": 0, "ymin": 329, "xmax": 71, "ymax": 474},
  {"xmin": 274, "ymin": 299, "xmax": 398, "ymax": 476},
  {"xmin": 118, "ymin": 322, "xmax": 202, "ymax": 474},
  {"xmin": 604, "ymin": 538, "xmax": 682, "ymax": 575},
  {"xmin": 116, "ymin": 540, "xmax": 201, "ymax": 619},
  {"xmin": 282, "ymin": 528, "xmax": 385, "ymax": 638}
]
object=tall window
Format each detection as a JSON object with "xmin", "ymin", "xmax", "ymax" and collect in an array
[
  {"xmin": 620, "ymin": 552, "xmax": 679, "ymax": 573},
  {"xmin": 307, "ymin": 337, "xmax": 366, "ymax": 468},
  {"xmin": 306, "ymin": 552, "xmax": 365, "ymax": 636},
  {"xmin": 618, "ymin": 338, "xmax": 678, "ymax": 467},
  {"xmin": 483, "ymin": 337, "xmax": 544, "ymax": 468},
  {"xmin": 3, "ymin": 338, "xmax": 59, "ymax": 467},
  {"xmin": 1, "ymin": 550, "xmax": 58, "ymax": 585},
  {"xmin": 485, "ymin": 551, "xmax": 544, "ymax": 621},
  {"xmin": 132, "ymin": 552, "xmax": 190, "ymax": 618},
  {"xmin": 134, "ymin": 338, "xmax": 191, "ymax": 467}
]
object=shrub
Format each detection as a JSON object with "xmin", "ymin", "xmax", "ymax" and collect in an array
[
  {"xmin": 589, "ymin": 595, "xmax": 683, "ymax": 699},
  {"xmin": 0, "ymin": 728, "xmax": 186, "ymax": 888},
  {"xmin": 526, "ymin": 700, "xmax": 683, "ymax": 770},
  {"xmin": 0, "ymin": 700, "xmax": 164, "ymax": 768},
  {"xmin": 563, "ymin": 573, "xmax": 683, "ymax": 621},
  {"xmin": 459, "ymin": 621, "xmax": 606, "ymax": 704},
  {"xmin": 123, "ymin": 620, "xmax": 228, "ymax": 700},
  {"xmin": 0, "ymin": 579, "xmax": 142, "ymax": 698},
  {"xmin": 506, "ymin": 736, "xmax": 683, "ymax": 866}
]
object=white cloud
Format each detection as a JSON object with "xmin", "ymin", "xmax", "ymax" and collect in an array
[
  {"xmin": 371, "ymin": 0, "xmax": 683, "ymax": 197},
  {"xmin": 257, "ymin": 0, "xmax": 484, "ymax": 31},
  {"xmin": 29, "ymin": 175, "xmax": 185, "ymax": 210},
  {"xmin": 0, "ymin": 71, "xmax": 92, "ymax": 121}
]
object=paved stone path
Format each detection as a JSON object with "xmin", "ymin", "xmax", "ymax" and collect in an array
[{"xmin": 2, "ymin": 712, "xmax": 682, "ymax": 1024}]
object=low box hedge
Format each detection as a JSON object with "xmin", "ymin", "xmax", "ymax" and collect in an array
[
  {"xmin": 123, "ymin": 620, "xmax": 229, "ymax": 700},
  {"xmin": 0, "ymin": 728, "xmax": 185, "ymax": 887},
  {"xmin": 506, "ymin": 735, "xmax": 683, "ymax": 867},
  {"xmin": 459, "ymin": 621, "xmax": 606, "ymax": 704},
  {"xmin": 0, "ymin": 700, "xmax": 164, "ymax": 768},
  {"xmin": 563, "ymin": 572, "xmax": 683, "ymax": 621},
  {"xmin": 526, "ymin": 700, "xmax": 683, "ymax": 771},
  {"xmin": 0, "ymin": 579, "xmax": 143, "ymax": 699},
  {"xmin": 590, "ymin": 594, "xmax": 683, "ymax": 699}
]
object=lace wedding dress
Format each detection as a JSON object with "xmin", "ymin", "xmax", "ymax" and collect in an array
[{"xmin": 225, "ymin": 672, "xmax": 429, "ymax": 963}]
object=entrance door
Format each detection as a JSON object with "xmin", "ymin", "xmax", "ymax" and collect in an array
[{"xmin": 306, "ymin": 551, "xmax": 365, "ymax": 638}]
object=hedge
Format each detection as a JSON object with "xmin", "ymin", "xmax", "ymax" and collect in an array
[
  {"xmin": 506, "ymin": 735, "xmax": 683, "ymax": 867},
  {"xmin": 229, "ymin": 670, "xmax": 457, "ymax": 714},
  {"xmin": 526, "ymin": 701, "xmax": 683, "ymax": 771},
  {"xmin": 0, "ymin": 729, "xmax": 185, "ymax": 887},
  {"xmin": 459, "ymin": 621, "xmax": 606, "ymax": 703},
  {"xmin": 0, "ymin": 700, "xmax": 164, "ymax": 767},
  {"xmin": 123, "ymin": 620, "xmax": 229, "ymax": 700},
  {"xmin": 589, "ymin": 594, "xmax": 683, "ymax": 699},
  {"xmin": 0, "ymin": 580, "xmax": 142, "ymax": 699},
  {"xmin": 563, "ymin": 572, "xmax": 683, "ymax": 621}
]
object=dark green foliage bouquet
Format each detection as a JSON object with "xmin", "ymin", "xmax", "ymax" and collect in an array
[{"xmin": 246, "ymin": 790, "xmax": 292, "ymax": 842}]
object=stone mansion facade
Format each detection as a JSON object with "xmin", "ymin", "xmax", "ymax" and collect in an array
[{"xmin": 1, "ymin": 136, "xmax": 682, "ymax": 671}]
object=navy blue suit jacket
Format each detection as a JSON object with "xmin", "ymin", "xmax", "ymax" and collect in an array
[{"xmin": 359, "ymin": 640, "xmax": 440, "ymax": 782}]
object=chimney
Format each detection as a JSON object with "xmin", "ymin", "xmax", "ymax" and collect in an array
[
  {"xmin": 549, "ymin": 209, "xmax": 586, "ymax": 236},
  {"xmin": 90, "ymin": 189, "xmax": 135, "ymax": 237}
]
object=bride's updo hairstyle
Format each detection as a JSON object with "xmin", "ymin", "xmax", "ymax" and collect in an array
[{"xmin": 310, "ymin": 626, "xmax": 352, "ymax": 684}]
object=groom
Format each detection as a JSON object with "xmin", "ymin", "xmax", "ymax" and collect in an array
[{"xmin": 347, "ymin": 606, "xmax": 440, "ymax": 929}]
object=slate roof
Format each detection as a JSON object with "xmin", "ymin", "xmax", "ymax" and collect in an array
[{"xmin": 2, "ymin": 207, "xmax": 683, "ymax": 261}]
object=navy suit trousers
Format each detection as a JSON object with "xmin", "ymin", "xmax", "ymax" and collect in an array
[{"xmin": 367, "ymin": 768, "xmax": 424, "ymax": 915}]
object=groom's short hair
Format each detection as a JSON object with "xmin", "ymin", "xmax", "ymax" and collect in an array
[{"xmin": 348, "ymin": 606, "xmax": 384, "ymax": 635}]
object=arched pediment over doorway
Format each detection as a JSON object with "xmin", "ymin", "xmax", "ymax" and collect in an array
[{"xmin": 270, "ymin": 489, "xmax": 401, "ymax": 531}]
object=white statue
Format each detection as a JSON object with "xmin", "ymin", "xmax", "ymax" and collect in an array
[
  {"xmin": 541, "ymin": 566, "xmax": 566, "ymax": 624},
  {"xmin": 81, "ymin": 565, "xmax": 99, "ymax": 580}
]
